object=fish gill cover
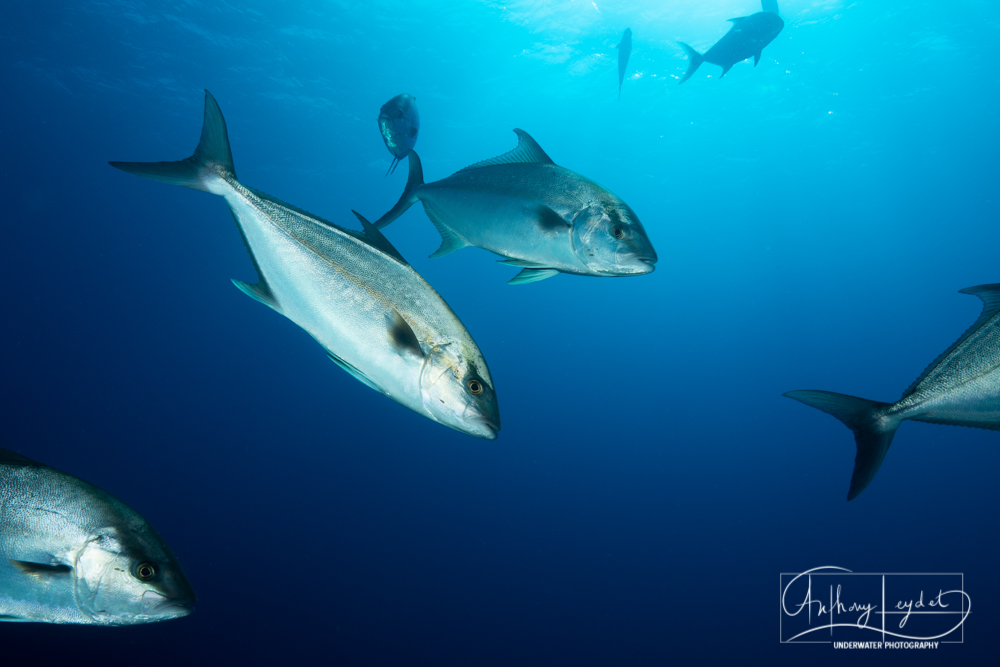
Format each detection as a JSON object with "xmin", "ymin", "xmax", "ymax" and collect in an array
[{"xmin": 1, "ymin": 0, "xmax": 998, "ymax": 665}]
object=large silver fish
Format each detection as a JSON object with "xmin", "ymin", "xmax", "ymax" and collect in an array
[
  {"xmin": 110, "ymin": 91, "xmax": 499, "ymax": 439},
  {"xmin": 0, "ymin": 447, "xmax": 194, "ymax": 625},
  {"xmin": 372, "ymin": 131, "xmax": 658, "ymax": 285},
  {"xmin": 785, "ymin": 284, "xmax": 1000, "ymax": 500}
]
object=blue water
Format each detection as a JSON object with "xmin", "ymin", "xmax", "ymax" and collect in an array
[{"xmin": 2, "ymin": 0, "xmax": 998, "ymax": 664}]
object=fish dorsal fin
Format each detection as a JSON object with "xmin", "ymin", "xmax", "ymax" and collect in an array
[
  {"xmin": 902, "ymin": 284, "xmax": 1000, "ymax": 398},
  {"xmin": 761, "ymin": 0, "xmax": 780, "ymax": 14},
  {"xmin": 351, "ymin": 210, "xmax": 409, "ymax": 266},
  {"xmin": 458, "ymin": 129, "xmax": 555, "ymax": 172},
  {"xmin": 0, "ymin": 448, "xmax": 38, "ymax": 466}
]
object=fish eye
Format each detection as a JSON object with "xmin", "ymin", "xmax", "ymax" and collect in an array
[
  {"xmin": 467, "ymin": 379, "xmax": 484, "ymax": 395},
  {"xmin": 611, "ymin": 225, "xmax": 625, "ymax": 240},
  {"xmin": 135, "ymin": 562, "xmax": 156, "ymax": 581}
]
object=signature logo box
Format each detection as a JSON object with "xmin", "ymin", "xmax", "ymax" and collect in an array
[{"xmin": 779, "ymin": 567, "xmax": 969, "ymax": 645}]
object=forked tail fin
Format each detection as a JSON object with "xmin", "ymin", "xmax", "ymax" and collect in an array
[
  {"xmin": 783, "ymin": 390, "xmax": 900, "ymax": 501},
  {"xmin": 678, "ymin": 42, "xmax": 704, "ymax": 84},
  {"xmin": 109, "ymin": 90, "xmax": 235, "ymax": 193},
  {"xmin": 374, "ymin": 151, "xmax": 424, "ymax": 229}
]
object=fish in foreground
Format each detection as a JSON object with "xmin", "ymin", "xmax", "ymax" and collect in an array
[
  {"xmin": 616, "ymin": 28, "xmax": 632, "ymax": 100},
  {"xmin": 110, "ymin": 91, "xmax": 499, "ymax": 439},
  {"xmin": 0, "ymin": 447, "xmax": 194, "ymax": 624},
  {"xmin": 785, "ymin": 284, "xmax": 1000, "ymax": 500},
  {"xmin": 378, "ymin": 93, "xmax": 420, "ymax": 176},
  {"xmin": 372, "ymin": 131, "xmax": 657, "ymax": 285},
  {"xmin": 678, "ymin": 1, "xmax": 783, "ymax": 84}
]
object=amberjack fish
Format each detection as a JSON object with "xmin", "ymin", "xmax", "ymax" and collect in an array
[
  {"xmin": 378, "ymin": 93, "xmax": 420, "ymax": 176},
  {"xmin": 786, "ymin": 284, "xmax": 1000, "ymax": 500},
  {"xmin": 678, "ymin": 1, "xmax": 783, "ymax": 83},
  {"xmin": 617, "ymin": 28, "xmax": 632, "ymax": 100},
  {"xmin": 0, "ymin": 447, "xmax": 195, "ymax": 625},
  {"xmin": 110, "ymin": 91, "xmax": 499, "ymax": 439},
  {"xmin": 371, "ymin": 131, "xmax": 657, "ymax": 285}
]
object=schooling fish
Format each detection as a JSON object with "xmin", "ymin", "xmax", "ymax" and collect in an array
[
  {"xmin": 678, "ymin": 1, "xmax": 783, "ymax": 83},
  {"xmin": 0, "ymin": 447, "xmax": 194, "ymax": 625},
  {"xmin": 372, "ymin": 131, "xmax": 657, "ymax": 285},
  {"xmin": 617, "ymin": 28, "xmax": 632, "ymax": 100},
  {"xmin": 785, "ymin": 284, "xmax": 1000, "ymax": 500},
  {"xmin": 110, "ymin": 91, "xmax": 499, "ymax": 440},
  {"xmin": 378, "ymin": 93, "xmax": 420, "ymax": 176}
]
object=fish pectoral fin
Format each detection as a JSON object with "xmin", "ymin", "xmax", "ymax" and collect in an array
[
  {"xmin": 0, "ymin": 615, "xmax": 32, "ymax": 622},
  {"xmin": 457, "ymin": 129, "xmax": 556, "ymax": 172},
  {"xmin": 326, "ymin": 351, "xmax": 386, "ymax": 394},
  {"xmin": 232, "ymin": 279, "xmax": 282, "ymax": 314},
  {"xmin": 535, "ymin": 205, "xmax": 570, "ymax": 233},
  {"xmin": 508, "ymin": 268, "xmax": 560, "ymax": 285},
  {"xmin": 10, "ymin": 560, "xmax": 73, "ymax": 579},
  {"xmin": 387, "ymin": 309, "xmax": 424, "ymax": 358},
  {"xmin": 727, "ymin": 16, "xmax": 749, "ymax": 24},
  {"xmin": 720, "ymin": 63, "xmax": 734, "ymax": 77},
  {"xmin": 754, "ymin": 51, "xmax": 762, "ymax": 66}
]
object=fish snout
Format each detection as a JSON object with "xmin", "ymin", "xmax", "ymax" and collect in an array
[
  {"xmin": 141, "ymin": 589, "xmax": 196, "ymax": 618},
  {"xmin": 462, "ymin": 405, "xmax": 500, "ymax": 440},
  {"xmin": 617, "ymin": 249, "xmax": 658, "ymax": 275}
]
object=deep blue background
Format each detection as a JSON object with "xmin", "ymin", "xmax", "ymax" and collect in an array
[{"xmin": 1, "ymin": 1, "xmax": 998, "ymax": 664}]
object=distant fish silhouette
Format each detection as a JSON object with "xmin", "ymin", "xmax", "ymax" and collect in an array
[
  {"xmin": 616, "ymin": 28, "xmax": 632, "ymax": 100},
  {"xmin": 678, "ymin": 1, "xmax": 783, "ymax": 84},
  {"xmin": 378, "ymin": 94, "xmax": 420, "ymax": 176}
]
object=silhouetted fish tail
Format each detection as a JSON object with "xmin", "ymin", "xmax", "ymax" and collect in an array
[
  {"xmin": 678, "ymin": 43, "xmax": 703, "ymax": 85},
  {"xmin": 109, "ymin": 90, "xmax": 235, "ymax": 192},
  {"xmin": 374, "ymin": 151, "xmax": 424, "ymax": 229},
  {"xmin": 783, "ymin": 390, "xmax": 900, "ymax": 501}
]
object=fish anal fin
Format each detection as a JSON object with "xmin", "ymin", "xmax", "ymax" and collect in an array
[
  {"xmin": 902, "ymin": 284, "xmax": 1000, "ymax": 397},
  {"xmin": 720, "ymin": 63, "xmax": 734, "ymax": 77},
  {"xmin": 387, "ymin": 309, "xmax": 424, "ymax": 358},
  {"xmin": 10, "ymin": 560, "xmax": 73, "ymax": 579},
  {"xmin": 326, "ymin": 351, "xmax": 385, "ymax": 394},
  {"xmin": 232, "ymin": 279, "xmax": 281, "ymax": 313},
  {"xmin": 508, "ymin": 268, "xmax": 560, "ymax": 285},
  {"xmin": 424, "ymin": 204, "xmax": 467, "ymax": 258},
  {"xmin": 458, "ymin": 129, "xmax": 555, "ymax": 172}
]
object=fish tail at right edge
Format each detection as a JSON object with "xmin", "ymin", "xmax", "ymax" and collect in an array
[
  {"xmin": 109, "ymin": 90, "xmax": 235, "ymax": 194},
  {"xmin": 783, "ymin": 390, "xmax": 900, "ymax": 501},
  {"xmin": 678, "ymin": 42, "xmax": 703, "ymax": 85},
  {"xmin": 374, "ymin": 151, "xmax": 423, "ymax": 229}
]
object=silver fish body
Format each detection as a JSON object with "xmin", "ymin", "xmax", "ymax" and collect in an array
[
  {"xmin": 373, "ymin": 130, "xmax": 657, "ymax": 285},
  {"xmin": 0, "ymin": 448, "xmax": 194, "ymax": 625},
  {"xmin": 110, "ymin": 91, "xmax": 499, "ymax": 439},
  {"xmin": 786, "ymin": 284, "xmax": 1000, "ymax": 500}
]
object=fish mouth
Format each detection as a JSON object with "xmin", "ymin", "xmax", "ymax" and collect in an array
[
  {"xmin": 465, "ymin": 415, "xmax": 500, "ymax": 440},
  {"xmin": 142, "ymin": 590, "xmax": 196, "ymax": 617}
]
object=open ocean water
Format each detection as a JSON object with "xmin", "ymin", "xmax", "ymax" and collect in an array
[{"xmin": 2, "ymin": 0, "xmax": 998, "ymax": 664}]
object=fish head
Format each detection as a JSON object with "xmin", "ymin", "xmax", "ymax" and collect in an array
[
  {"xmin": 419, "ymin": 342, "xmax": 500, "ymax": 440},
  {"xmin": 378, "ymin": 94, "xmax": 420, "ymax": 158},
  {"xmin": 73, "ymin": 526, "xmax": 195, "ymax": 625},
  {"xmin": 571, "ymin": 200, "xmax": 657, "ymax": 276}
]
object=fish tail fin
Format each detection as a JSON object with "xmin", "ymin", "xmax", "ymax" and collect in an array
[
  {"xmin": 374, "ymin": 150, "xmax": 424, "ymax": 229},
  {"xmin": 678, "ymin": 42, "xmax": 703, "ymax": 84},
  {"xmin": 109, "ymin": 90, "xmax": 235, "ymax": 193},
  {"xmin": 783, "ymin": 390, "xmax": 900, "ymax": 501}
]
